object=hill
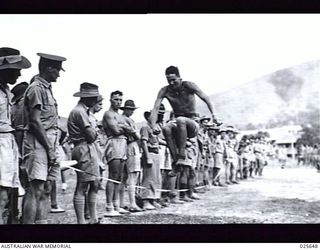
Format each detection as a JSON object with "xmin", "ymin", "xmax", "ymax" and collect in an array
[{"xmin": 198, "ymin": 60, "xmax": 320, "ymax": 129}]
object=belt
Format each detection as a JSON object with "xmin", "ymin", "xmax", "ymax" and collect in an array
[
  {"xmin": 128, "ymin": 140, "xmax": 137, "ymax": 144},
  {"xmin": 148, "ymin": 147, "xmax": 159, "ymax": 154},
  {"xmin": 0, "ymin": 131, "xmax": 14, "ymax": 134},
  {"xmin": 174, "ymin": 112, "xmax": 198, "ymax": 118}
]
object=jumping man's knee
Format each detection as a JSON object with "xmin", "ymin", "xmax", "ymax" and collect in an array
[{"xmin": 176, "ymin": 117, "xmax": 187, "ymax": 126}]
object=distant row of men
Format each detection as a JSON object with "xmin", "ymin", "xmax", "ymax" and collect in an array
[{"xmin": 297, "ymin": 144, "xmax": 320, "ymax": 168}]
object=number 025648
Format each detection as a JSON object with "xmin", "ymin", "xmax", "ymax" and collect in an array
[{"xmin": 300, "ymin": 244, "xmax": 318, "ymax": 248}]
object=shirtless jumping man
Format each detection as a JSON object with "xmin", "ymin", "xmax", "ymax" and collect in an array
[{"xmin": 150, "ymin": 66, "xmax": 220, "ymax": 173}]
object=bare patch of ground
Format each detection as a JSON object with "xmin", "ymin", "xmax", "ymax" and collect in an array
[{"xmin": 48, "ymin": 161, "xmax": 320, "ymax": 224}]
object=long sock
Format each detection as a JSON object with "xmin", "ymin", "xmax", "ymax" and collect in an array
[
  {"xmin": 128, "ymin": 185, "xmax": 137, "ymax": 208},
  {"xmin": 119, "ymin": 183, "xmax": 125, "ymax": 208},
  {"xmin": 179, "ymin": 183, "xmax": 187, "ymax": 198},
  {"xmin": 106, "ymin": 202, "xmax": 114, "ymax": 211},
  {"xmin": 88, "ymin": 192, "xmax": 97, "ymax": 223},
  {"xmin": 73, "ymin": 196, "xmax": 85, "ymax": 224},
  {"xmin": 168, "ymin": 176, "xmax": 177, "ymax": 199},
  {"xmin": 113, "ymin": 200, "xmax": 120, "ymax": 211},
  {"xmin": 84, "ymin": 193, "xmax": 89, "ymax": 218}
]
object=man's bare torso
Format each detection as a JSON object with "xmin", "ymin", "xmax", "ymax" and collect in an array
[
  {"xmin": 104, "ymin": 109, "xmax": 127, "ymax": 137},
  {"xmin": 163, "ymin": 81, "xmax": 196, "ymax": 115}
]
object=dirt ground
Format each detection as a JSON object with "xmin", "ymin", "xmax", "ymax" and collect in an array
[{"xmin": 48, "ymin": 159, "xmax": 320, "ymax": 224}]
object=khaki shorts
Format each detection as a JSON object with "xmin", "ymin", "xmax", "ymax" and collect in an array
[
  {"xmin": 126, "ymin": 142, "xmax": 141, "ymax": 173},
  {"xmin": 56, "ymin": 145, "xmax": 67, "ymax": 163},
  {"xmin": 105, "ymin": 137, "xmax": 127, "ymax": 163},
  {"xmin": 206, "ymin": 156, "xmax": 214, "ymax": 169},
  {"xmin": 188, "ymin": 144, "xmax": 198, "ymax": 169},
  {"xmin": 72, "ymin": 142, "xmax": 100, "ymax": 182},
  {"xmin": 0, "ymin": 133, "xmax": 20, "ymax": 188},
  {"xmin": 23, "ymin": 129, "xmax": 60, "ymax": 182},
  {"xmin": 214, "ymin": 153, "xmax": 224, "ymax": 169}
]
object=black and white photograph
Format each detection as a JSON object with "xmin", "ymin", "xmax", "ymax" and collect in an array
[{"xmin": 0, "ymin": 14, "xmax": 319, "ymax": 235}]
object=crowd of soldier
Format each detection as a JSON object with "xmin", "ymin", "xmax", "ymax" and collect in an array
[{"xmin": 0, "ymin": 47, "xmax": 285, "ymax": 224}]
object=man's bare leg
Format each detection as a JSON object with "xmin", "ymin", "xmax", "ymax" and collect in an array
[
  {"xmin": 119, "ymin": 166, "xmax": 128, "ymax": 209},
  {"xmin": 162, "ymin": 124, "xmax": 178, "ymax": 163},
  {"xmin": 175, "ymin": 117, "xmax": 188, "ymax": 160},
  {"xmin": 188, "ymin": 168, "xmax": 200, "ymax": 200},
  {"xmin": 225, "ymin": 163, "xmax": 231, "ymax": 185},
  {"xmin": 87, "ymin": 181, "xmax": 99, "ymax": 224},
  {"xmin": 113, "ymin": 160, "xmax": 126, "ymax": 213},
  {"xmin": 37, "ymin": 180, "xmax": 51, "ymax": 223},
  {"xmin": 119, "ymin": 183, "xmax": 125, "ymax": 208},
  {"xmin": 105, "ymin": 160, "xmax": 123, "ymax": 216},
  {"xmin": 0, "ymin": 187, "xmax": 9, "ymax": 224},
  {"xmin": 180, "ymin": 166, "xmax": 193, "ymax": 202},
  {"xmin": 230, "ymin": 163, "xmax": 239, "ymax": 184},
  {"xmin": 127, "ymin": 172, "xmax": 141, "ymax": 211},
  {"xmin": 105, "ymin": 181, "xmax": 115, "ymax": 211},
  {"xmin": 22, "ymin": 180, "xmax": 45, "ymax": 224},
  {"xmin": 8, "ymin": 187, "xmax": 19, "ymax": 224}
]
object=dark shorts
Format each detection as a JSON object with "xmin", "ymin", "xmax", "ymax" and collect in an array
[{"xmin": 108, "ymin": 160, "xmax": 125, "ymax": 182}]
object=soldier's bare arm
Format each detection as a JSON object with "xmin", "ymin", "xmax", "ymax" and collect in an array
[
  {"xmin": 150, "ymin": 87, "xmax": 166, "ymax": 127},
  {"xmin": 187, "ymin": 81, "xmax": 217, "ymax": 121},
  {"xmin": 102, "ymin": 111, "xmax": 125, "ymax": 136}
]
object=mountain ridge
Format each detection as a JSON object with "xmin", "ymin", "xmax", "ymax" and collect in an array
[{"xmin": 197, "ymin": 60, "xmax": 320, "ymax": 129}]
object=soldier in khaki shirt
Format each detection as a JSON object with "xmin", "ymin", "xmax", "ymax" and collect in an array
[
  {"xmin": 0, "ymin": 47, "xmax": 31, "ymax": 224},
  {"xmin": 22, "ymin": 53, "xmax": 66, "ymax": 224},
  {"xmin": 68, "ymin": 83, "xmax": 102, "ymax": 224}
]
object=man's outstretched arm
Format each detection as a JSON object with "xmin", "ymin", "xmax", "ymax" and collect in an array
[
  {"xmin": 150, "ymin": 87, "xmax": 166, "ymax": 127},
  {"xmin": 187, "ymin": 82, "xmax": 218, "ymax": 122}
]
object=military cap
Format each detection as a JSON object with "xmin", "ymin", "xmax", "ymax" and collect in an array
[{"xmin": 37, "ymin": 52, "xmax": 66, "ymax": 71}]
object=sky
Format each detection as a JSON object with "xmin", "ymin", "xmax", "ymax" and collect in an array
[{"xmin": 2, "ymin": 14, "xmax": 320, "ymax": 121}]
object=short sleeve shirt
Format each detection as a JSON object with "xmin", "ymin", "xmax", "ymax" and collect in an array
[
  {"xmin": 11, "ymin": 97, "xmax": 25, "ymax": 131},
  {"xmin": 88, "ymin": 111, "xmax": 102, "ymax": 142},
  {"xmin": 68, "ymin": 102, "xmax": 92, "ymax": 143},
  {"xmin": 140, "ymin": 122, "xmax": 159, "ymax": 148},
  {"xmin": 24, "ymin": 75, "xmax": 58, "ymax": 130},
  {"xmin": 0, "ymin": 86, "xmax": 14, "ymax": 132}
]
